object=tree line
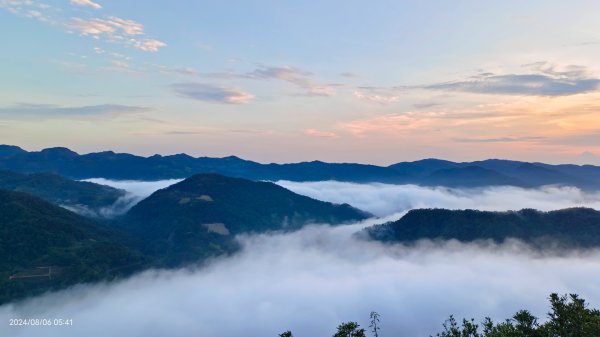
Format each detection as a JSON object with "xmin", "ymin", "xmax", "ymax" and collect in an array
[{"xmin": 278, "ymin": 293, "xmax": 600, "ymax": 337}]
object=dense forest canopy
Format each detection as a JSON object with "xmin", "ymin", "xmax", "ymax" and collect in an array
[{"xmin": 366, "ymin": 208, "xmax": 600, "ymax": 248}]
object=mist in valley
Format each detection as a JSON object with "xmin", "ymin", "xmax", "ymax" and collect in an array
[
  {"xmin": 276, "ymin": 180, "xmax": 600, "ymax": 216},
  {"xmin": 81, "ymin": 178, "xmax": 183, "ymax": 217},
  {"xmin": 3, "ymin": 180, "xmax": 600, "ymax": 337}
]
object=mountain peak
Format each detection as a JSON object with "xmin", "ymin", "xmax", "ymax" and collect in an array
[
  {"xmin": 0, "ymin": 144, "xmax": 26, "ymax": 158},
  {"xmin": 39, "ymin": 147, "xmax": 78, "ymax": 157},
  {"xmin": 124, "ymin": 173, "xmax": 368, "ymax": 265}
]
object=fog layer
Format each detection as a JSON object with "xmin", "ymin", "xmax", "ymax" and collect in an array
[
  {"xmin": 3, "ymin": 181, "xmax": 600, "ymax": 337},
  {"xmin": 81, "ymin": 178, "xmax": 182, "ymax": 216},
  {"xmin": 276, "ymin": 180, "xmax": 600, "ymax": 216},
  {"xmin": 2, "ymin": 219, "xmax": 600, "ymax": 337},
  {"xmin": 84, "ymin": 178, "xmax": 600, "ymax": 218}
]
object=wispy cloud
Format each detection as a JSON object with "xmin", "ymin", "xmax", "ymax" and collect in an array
[
  {"xmin": 340, "ymin": 113, "xmax": 433, "ymax": 136},
  {"xmin": 0, "ymin": 103, "xmax": 150, "ymax": 116},
  {"xmin": 426, "ymin": 62, "xmax": 600, "ymax": 96},
  {"xmin": 129, "ymin": 38, "xmax": 166, "ymax": 52},
  {"xmin": 170, "ymin": 83, "xmax": 254, "ymax": 104},
  {"xmin": 412, "ymin": 102, "xmax": 444, "ymax": 109},
  {"xmin": 453, "ymin": 136, "xmax": 546, "ymax": 143},
  {"xmin": 107, "ymin": 59, "xmax": 145, "ymax": 76},
  {"xmin": 0, "ymin": 0, "xmax": 55, "ymax": 23},
  {"xmin": 156, "ymin": 65, "xmax": 198, "ymax": 77},
  {"xmin": 550, "ymin": 131, "xmax": 600, "ymax": 146},
  {"xmin": 353, "ymin": 87, "xmax": 401, "ymax": 104},
  {"xmin": 203, "ymin": 65, "xmax": 336, "ymax": 97},
  {"xmin": 0, "ymin": 0, "xmax": 165, "ymax": 52},
  {"xmin": 70, "ymin": 17, "xmax": 114, "ymax": 35},
  {"xmin": 245, "ymin": 65, "xmax": 335, "ymax": 97},
  {"xmin": 303, "ymin": 128, "xmax": 339, "ymax": 138},
  {"xmin": 0, "ymin": 0, "xmax": 48, "ymax": 13},
  {"xmin": 341, "ymin": 72, "xmax": 359, "ymax": 78},
  {"xmin": 69, "ymin": 0, "xmax": 101, "ymax": 10},
  {"xmin": 164, "ymin": 128, "xmax": 266, "ymax": 135},
  {"xmin": 69, "ymin": 16, "xmax": 166, "ymax": 52}
]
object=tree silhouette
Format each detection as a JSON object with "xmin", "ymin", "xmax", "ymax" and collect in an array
[
  {"xmin": 433, "ymin": 293, "xmax": 600, "ymax": 337},
  {"xmin": 333, "ymin": 321, "xmax": 366, "ymax": 337},
  {"xmin": 369, "ymin": 312, "xmax": 381, "ymax": 337}
]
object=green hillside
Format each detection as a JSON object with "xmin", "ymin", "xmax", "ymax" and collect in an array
[
  {"xmin": 0, "ymin": 189, "xmax": 145, "ymax": 304},
  {"xmin": 0, "ymin": 170, "xmax": 125, "ymax": 217},
  {"xmin": 123, "ymin": 173, "xmax": 369, "ymax": 266},
  {"xmin": 366, "ymin": 207, "xmax": 600, "ymax": 247}
]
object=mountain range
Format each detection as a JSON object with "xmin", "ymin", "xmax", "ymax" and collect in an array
[
  {"xmin": 3, "ymin": 144, "xmax": 600, "ymax": 305},
  {"xmin": 1, "ymin": 145, "xmax": 600, "ymax": 189}
]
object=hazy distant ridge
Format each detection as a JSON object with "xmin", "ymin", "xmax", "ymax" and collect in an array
[{"xmin": 1, "ymin": 145, "xmax": 599, "ymax": 189}]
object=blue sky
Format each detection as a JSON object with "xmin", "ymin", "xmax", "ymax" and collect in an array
[{"xmin": 1, "ymin": 0, "xmax": 600, "ymax": 164}]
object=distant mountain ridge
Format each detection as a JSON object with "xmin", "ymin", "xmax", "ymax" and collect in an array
[{"xmin": 1, "ymin": 144, "xmax": 600, "ymax": 189}]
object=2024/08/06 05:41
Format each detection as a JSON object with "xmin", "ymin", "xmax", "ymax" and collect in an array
[{"xmin": 9, "ymin": 318, "xmax": 73, "ymax": 326}]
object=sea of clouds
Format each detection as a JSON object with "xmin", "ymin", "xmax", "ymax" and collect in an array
[
  {"xmin": 275, "ymin": 180, "xmax": 600, "ymax": 216},
  {"xmin": 2, "ymin": 180, "xmax": 600, "ymax": 337}
]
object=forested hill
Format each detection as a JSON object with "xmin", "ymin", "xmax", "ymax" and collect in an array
[
  {"xmin": 122, "ymin": 173, "xmax": 369, "ymax": 266},
  {"xmin": 0, "ymin": 189, "xmax": 145, "ymax": 304},
  {"xmin": 1, "ymin": 173, "xmax": 369, "ymax": 304},
  {"xmin": 365, "ymin": 207, "xmax": 600, "ymax": 247},
  {"xmin": 2, "ymin": 145, "xmax": 600, "ymax": 189},
  {"xmin": 0, "ymin": 170, "xmax": 125, "ymax": 216}
]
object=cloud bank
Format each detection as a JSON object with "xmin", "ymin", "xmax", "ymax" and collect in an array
[
  {"xmin": 275, "ymin": 180, "xmax": 600, "ymax": 217},
  {"xmin": 2, "ymin": 220, "xmax": 600, "ymax": 337},
  {"xmin": 82, "ymin": 178, "xmax": 182, "ymax": 216},
  {"xmin": 425, "ymin": 63, "xmax": 600, "ymax": 96},
  {"xmin": 2, "ymin": 181, "xmax": 600, "ymax": 337},
  {"xmin": 0, "ymin": 104, "xmax": 149, "ymax": 117},
  {"xmin": 170, "ymin": 82, "xmax": 255, "ymax": 104},
  {"xmin": 84, "ymin": 178, "xmax": 600, "ymax": 218}
]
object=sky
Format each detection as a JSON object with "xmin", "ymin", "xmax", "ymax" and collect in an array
[{"xmin": 1, "ymin": 0, "xmax": 600, "ymax": 165}]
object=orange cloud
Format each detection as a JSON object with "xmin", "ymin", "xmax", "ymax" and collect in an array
[{"xmin": 303, "ymin": 129, "xmax": 339, "ymax": 138}]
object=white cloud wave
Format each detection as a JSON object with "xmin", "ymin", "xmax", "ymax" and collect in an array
[
  {"xmin": 275, "ymin": 180, "xmax": 600, "ymax": 217},
  {"xmin": 2, "ymin": 181, "xmax": 600, "ymax": 337},
  {"xmin": 1, "ymin": 219, "xmax": 599, "ymax": 337},
  {"xmin": 81, "ymin": 178, "xmax": 182, "ymax": 216}
]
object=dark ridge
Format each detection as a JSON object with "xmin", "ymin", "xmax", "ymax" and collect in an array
[
  {"xmin": 123, "ymin": 173, "xmax": 369, "ymax": 266},
  {"xmin": 1, "ymin": 145, "xmax": 599, "ymax": 189},
  {"xmin": 423, "ymin": 166, "xmax": 526, "ymax": 187},
  {"xmin": 0, "ymin": 170, "xmax": 125, "ymax": 217},
  {"xmin": 0, "ymin": 145, "xmax": 26, "ymax": 158},
  {"xmin": 365, "ymin": 207, "xmax": 600, "ymax": 248},
  {"xmin": 0, "ymin": 189, "xmax": 145, "ymax": 304}
]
